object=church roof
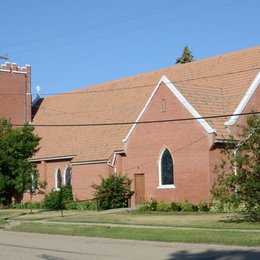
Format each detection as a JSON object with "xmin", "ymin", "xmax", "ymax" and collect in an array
[{"xmin": 32, "ymin": 46, "xmax": 260, "ymax": 162}]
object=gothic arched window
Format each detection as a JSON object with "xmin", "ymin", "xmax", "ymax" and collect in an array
[
  {"xmin": 64, "ymin": 167, "xmax": 72, "ymax": 187},
  {"xmin": 159, "ymin": 148, "xmax": 174, "ymax": 187},
  {"xmin": 55, "ymin": 168, "xmax": 62, "ymax": 190}
]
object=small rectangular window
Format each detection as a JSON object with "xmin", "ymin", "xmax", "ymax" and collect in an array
[{"xmin": 161, "ymin": 99, "xmax": 166, "ymax": 111}]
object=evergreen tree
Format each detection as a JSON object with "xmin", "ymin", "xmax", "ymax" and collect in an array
[{"xmin": 176, "ymin": 45, "xmax": 194, "ymax": 64}]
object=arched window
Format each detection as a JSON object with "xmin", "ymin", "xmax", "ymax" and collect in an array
[
  {"xmin": 158, "ymin": 148, "xmax": 174, "ymax": 188},
  {"xmin": 64, "ymin": 167, "xmax": 72, "ymax": 187},
  {"xmin": 55, "ymin": 168, "xmax": 62, "ymax": 190}
]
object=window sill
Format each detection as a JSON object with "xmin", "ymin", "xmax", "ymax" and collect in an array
[{"xmin": 157, "ymin": 185, "xmax": 175, "ymax": 189}]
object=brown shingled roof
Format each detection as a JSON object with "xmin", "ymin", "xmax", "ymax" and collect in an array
[{"xmin": 32, "ymin": 46, "xmax": 260, "ymax": 162}]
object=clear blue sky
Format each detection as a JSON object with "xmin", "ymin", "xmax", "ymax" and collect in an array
[{"xmin": 1, "ymin": 0, "xmax": 259, "ymax": 98}]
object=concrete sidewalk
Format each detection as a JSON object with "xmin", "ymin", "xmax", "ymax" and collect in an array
[
  {"xmin": 3, "ymin": 208, "xmax": 260, "ymax": 233},
  {"xmin": 5, "ymin": 217, "xmax": 260, "ymax": 233}
]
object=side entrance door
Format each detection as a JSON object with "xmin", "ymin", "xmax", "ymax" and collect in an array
[{"xmin": 134, "ymin": 173, "xmax": 145, "ymax": 205}]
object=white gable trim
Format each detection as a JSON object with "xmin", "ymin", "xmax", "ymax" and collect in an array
[
  {"xmin": 123, "ymin": 75, "xmax": 215, "ymax": 143},
  {"xmin": 225, "ymin": 71, "xmax": 260, "ymax": 126}
]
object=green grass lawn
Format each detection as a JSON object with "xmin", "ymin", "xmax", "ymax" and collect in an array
[
  {"xmin": 9, "ymin": 210, "xmax": 260, "ymax": 230},
  {"xmin": 48, "ymin": 211, "xmax": 260, "ymax": 230},
  {"xmin": 7, "ymin": 209, "xmax": 85, "ymax": 221},
  {"xmin": 0, "ymin": 220, "xmax": 6, "ymax": 229},
  {"xmin": 11, "ymin": 222, "xmax": 260, "ymax": 247},
  {"xmin": 0, "ymin": 209, "xmax": 28, "ymax": 220},
  {"xmin": 5, "ymin": 210, "xmax": 260, "ymax": 246}
]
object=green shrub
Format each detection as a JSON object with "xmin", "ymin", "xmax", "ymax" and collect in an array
[
  {"xmin": 61, "ymin": 186, "xmax": 73, "ymax": 202},
  {"xmin": 8, "ymin": 201, "xmax": 44, "ymax": 209},
  {"xmin": 210, "ymin": 199, "xmax": 252, "ymax": 214},
  {"xmin": 64, "ymin": 201, "xmax": 78, "ymax": 210},
  {"xmin": 171, "ymin": 201, "xmax": 182, "ymax": 211},
  {"xmin": 137, "ymin": 199, "xmax": 157, "ymax": 212},
  {"xmin": 43, "ymin": 186, "xmax": 72, "ymax": 211},
  {"xmin": 148, "ymin": 198, "xmax": 158, "ymax": 211},
  {"xmin": 65, "ymin": 200, "xmax": 97, "ymax": 211},
  {"xmin": 209, "ymin": 199, "xmax": 223, "ymax": 213},
  {"xmin": 138, "ymin": 200, "xmax": 211, "ymax": 213},
  {"xmin": 92, "ymin": 173, "xmax": 133, "ymax": 210},
  {"xmin": 235, "ymin": 202, "xmax": 248, "ymax": 213},
  {"xmin": 192, "ymin": 204, "xmax": 199, "ymax": 212},
  {"xmin": 138, "ymin": 204, "xmax": 151, "ymax": 212},
  {"xmin": 249, "ymin": 204, "xmax": 260, "ymax": 221},
  {"xmin": 180, "ymin": 201, "xmax": 194, "ymax": 212},
  {"xmin": 157, "ymin": 202, "xmax": 172, "ymax": 212},
  {"xmin": 43, "ymin": 190, "xmax": 62, "ymax": 210},
  {"xmin": 87, "ymin": 200, "xmax": 98, "ymax": 211},
  {"xmin": 209, "ymin": 199, "xmax": 237, "ymax": 213},
  {"xmin": 222, "ymin": 202, "xmax": 237, "ymax": 213},
  {"xmin": 197, "ymin": 202, "xmax": 210, "ymax": 212}
]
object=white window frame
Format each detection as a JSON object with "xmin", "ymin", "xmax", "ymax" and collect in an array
[
  {"xmin": 55, "ymin": 168, "xmax": 62, "ymax": 190},
  {"xmin": 157, "ymin": 147, "xmax": 175, "ymax": 189}
]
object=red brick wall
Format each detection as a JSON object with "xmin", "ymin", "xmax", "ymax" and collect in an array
[
  {"xmin": 27, "ymin": 160, "xmax": 114, "ymax": 202},
  {"xmin": 42, "ymin": 160, "xmax": 71, "ymax": 193},
  {"xmin": 24, "ymin": 160, "xmax": 71, "ymax": 201},
  {"xmin": 209, "ymin": 143, "xmax": 225, "ymax": 188},
  {"xmin": 71, "ymin": 163, "xmax": 113, "ymax": 200},
  {"xmin": 0, "ymin": 62, "xmax": 31, "ymax": 124},
  {"xmin": 123, "ymin": 82, "xmax": 214, "ymax": 205}
]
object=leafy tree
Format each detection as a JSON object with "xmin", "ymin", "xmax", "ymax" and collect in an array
[
  {"xmin": 92, "ymin": 173, "xmax": 134, "ymax": 210},
  {"xmin": 0, "ymin": 119, "xmax": 40, "ymax": 205},
  {"xmin": 211, "ymin": 115, "xmax": 260, "ymax": 221},
  {"xmin": 175, "ymin": 45, "xmax": 194, "ymax": 64},
  {"xmin": 28, "ymin": 178, "xmax": 47, "ymax": 214},
  {"xmin": 43, "ymin": 186, "xmax": 73, "ymax": 217}
]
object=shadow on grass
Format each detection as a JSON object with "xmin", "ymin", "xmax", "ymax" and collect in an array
[
  {"xmin": 167, "ymin": 249, "xmax": 260, "ymax": 260},
  {"xmin": 218, "ymin": 214, "xmax": 251, "ymax": 224},
  {"xmin": 3, "ymin": 212, "xmax": 26, "ymax": 220},
  {"xmin": 3, "ymin": 209, "xmax": 53, "ymax": 220}
]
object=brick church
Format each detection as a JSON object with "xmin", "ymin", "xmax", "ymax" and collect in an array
[{"xmin": 1, "ymin": 46, "xmax": 259, "ymax": 205}]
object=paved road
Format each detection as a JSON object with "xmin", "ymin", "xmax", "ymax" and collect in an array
[{"xmin": 0, "ymin": 230, "xmax": 259, "ymax": 260}]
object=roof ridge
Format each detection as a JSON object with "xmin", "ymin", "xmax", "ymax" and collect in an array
[{"xmin": 54, "ymin": 45, "xmax": 260, "ymax": 96}]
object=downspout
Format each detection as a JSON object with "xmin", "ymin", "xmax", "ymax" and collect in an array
[
  {"xmin": 233, "ymin": 148, "xmax": 238, "ymax": 176},
  {"xmin": 233, "ymin": 131, "xmax": 254, "ymax": 176}
]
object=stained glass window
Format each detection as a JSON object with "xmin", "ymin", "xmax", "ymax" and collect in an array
[
  {"xmin": 64, "ymin": 167, "xmax": 72, "ymax": 186},
  {"xmin": 161, "ymin": 149, "xmax": 174, "ymax": 185},
  {"xmin": 56, "ymin": 169, "xmax": 62, "ymax": 190}
]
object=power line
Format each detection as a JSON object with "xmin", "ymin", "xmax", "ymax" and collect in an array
[
  {"xmin": 9, "ymin": 111, "xmax": 260, "ymax": 127},
  {"xmin": 7, "ymin": 0, "xmax": 244, "ymax": 55},
  {"xmin": 125, "ymin": 135, "xmax": 208, "ymax": 171},
  {"xmin": 0, "ymin": 66, "xmax": 259, "ymax": 97},
  {"xmin": 0, "ymin": 0, "xmax": 187, "ymax": 49}
]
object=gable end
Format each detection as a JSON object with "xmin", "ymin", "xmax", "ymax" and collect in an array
[
  {"xmin": 225, "ymin": 71, "xmax": 260, "ymax": 126},
  {"xmin": 123, "ymin": 75, "xmax": 216, "ymax": 143}
]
